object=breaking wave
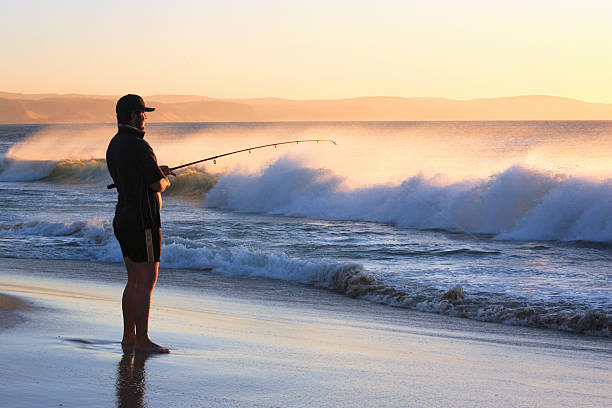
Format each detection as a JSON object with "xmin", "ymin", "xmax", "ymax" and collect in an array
[
  {"xmin": 47, "ymin": 159, "xmax": 109, "ymax": 184},
  {"xmin": 164, "ymin": 169, "xmax": 218, "ymax": 198},
  {"xmin": 0, "ymin": 157, "xmax": 218, "ymax": 195},
  {"xmin": 0, "ymin": 157, "xmax": 59, "ymax": 182},
  {"xmin": 0, "ymin": 157, "xmax": 110, "ymax": 184},
  {"xmin": 206, "ymin": 159, "xmax": 612, "ymax": 243},
  {"xmin": 2, "ymin": 155, "xmax": 611, "ymax": 243},
  {"xmin": 1, "ymin": 217, "xmax": 609, "ymax": 337}
]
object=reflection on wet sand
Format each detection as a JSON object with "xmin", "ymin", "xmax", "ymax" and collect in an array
[{"xmin": 116, "ymin": 352, "xmax": 151, "ymax": 408}]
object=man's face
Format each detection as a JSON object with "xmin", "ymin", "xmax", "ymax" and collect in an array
[{"xmin": 130, "ymin": 111, "xmax": 146, "ymax": 130}]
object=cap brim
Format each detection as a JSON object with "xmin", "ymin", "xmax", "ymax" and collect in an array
[{"xmin": 143, "ymin": 107, "xmax": 155, "ymax": 112}]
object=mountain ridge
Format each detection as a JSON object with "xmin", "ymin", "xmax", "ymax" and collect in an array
[{"xmin": 0, "ymin": 92, "xmax": 610, "ymax": 123}]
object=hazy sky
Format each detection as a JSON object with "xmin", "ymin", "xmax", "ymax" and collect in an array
[{"xmin": 2, "ymin": 0, "xmax": 611, "ymax": 101}]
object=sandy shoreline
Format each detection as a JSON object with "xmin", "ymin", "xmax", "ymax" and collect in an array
[{"xmin": 0, "ymin": 257, "xmax": 611, "ymax": 407}]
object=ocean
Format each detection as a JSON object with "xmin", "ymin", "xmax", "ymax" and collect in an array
[{"xmin": 0, "ymin": 121, "xmax": 610, "ymax": 337}]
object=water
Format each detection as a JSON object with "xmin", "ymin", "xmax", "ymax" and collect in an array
[{"xmin": 0, "ymin": 122, "xmax": 611, "ymax": 336}]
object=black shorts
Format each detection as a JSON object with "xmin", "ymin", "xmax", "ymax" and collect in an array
[{"xmin": 113, "ymin": 227, "xmax": 161, "ymax": 263}]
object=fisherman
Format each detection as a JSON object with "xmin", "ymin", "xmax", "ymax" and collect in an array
[{"xmin": 106, "ymin": 94, "xmax": 174, "ymax": 354}]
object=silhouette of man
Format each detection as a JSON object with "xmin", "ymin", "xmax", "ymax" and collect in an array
[{"xmin": 106, "ymin": 94, "xmax": 174, "ymax": 353}]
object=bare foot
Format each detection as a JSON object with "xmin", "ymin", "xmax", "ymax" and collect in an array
[
  {"xmin": 121, "ymin": 336, "xmax": 135, "ymax": 346},
  {"xmin": 121, "ymin": 343, "xmax": 135, "ymax": 353},
  {"xmin": 135, "ymin": 339, "xmax": 170, "ymax": 354},
  {"xmin": 121, "ymin": 335, "xmax": 136, "ymax": 350}
]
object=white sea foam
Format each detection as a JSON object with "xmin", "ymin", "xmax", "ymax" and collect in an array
[
  {"xmin": 496, "ymin": 178, "xmax": 612, "ymax": 241},
  {"xmin": 1, "ymin": 218, "xmax": 123, "ymax": 261},
  {"xmin": 206, "ymin": 159, "xmax": 612, "ymax": 242},
  {"xmin": 161, "ymin": 241, "xmax": 610, "ymax": 335},
  {"xmin": 2, "ymin": 217, "xmax": 609, "ymax": 336},
  {"xmin": 4, "ymin": 218, "xmax": 110, "ymax": 239}
]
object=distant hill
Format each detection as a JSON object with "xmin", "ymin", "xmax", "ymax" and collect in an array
[{"xmin": 0, "ymin": 92, "xmax": 611, "ymax": 123}]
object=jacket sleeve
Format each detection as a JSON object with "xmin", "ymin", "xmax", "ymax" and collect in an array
[{"xmin": 138, "ymin": 140, "xmax": 165, "ymax": 186}]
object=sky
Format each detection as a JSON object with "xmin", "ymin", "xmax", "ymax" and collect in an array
[{"xmin": 1, "ymin": 0, "xmax": 611, "ymax": 102}]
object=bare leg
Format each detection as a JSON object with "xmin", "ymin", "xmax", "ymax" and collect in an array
[
  {"xmin": 129, "ymin": 260, "xmax": 170, "ymax": 354},
  {"xmin": 121, "ymin": 257, "xmax": 138, "ymax": 346}
]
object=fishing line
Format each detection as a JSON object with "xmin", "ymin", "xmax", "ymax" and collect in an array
[{"xmin": 107, "ymin": 139, "xmax": 336, "ymax": 189}]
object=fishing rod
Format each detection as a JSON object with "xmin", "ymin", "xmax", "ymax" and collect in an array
[{"xmin": 107, "ymin": 139, "xmax": 336, "ymax": 189}]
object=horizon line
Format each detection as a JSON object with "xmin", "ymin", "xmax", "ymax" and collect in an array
[{"xmin": 1, "ymin": 91, "xmax": 611, "ymax": 105}]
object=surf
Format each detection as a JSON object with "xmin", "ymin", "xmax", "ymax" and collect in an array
[
  {"xmin": 1, "ymin": 216, "xmax": 609, "ymax": 337},
  {"xmin": 2, "ymin": 153, "xmax": 611, "ymax": 243},
  {"xmin": 204, "ymin": 159, "xmax": 612, "ymax": 243}
]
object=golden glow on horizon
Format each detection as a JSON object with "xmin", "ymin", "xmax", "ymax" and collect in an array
[{"xmin": 1, "ymin": 1, "xmax": 611, "ymax": 102}]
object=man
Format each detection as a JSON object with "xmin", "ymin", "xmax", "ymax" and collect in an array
[{"xmin": 106, "ymin": 94, "xmax": 174, "ymax": 354}]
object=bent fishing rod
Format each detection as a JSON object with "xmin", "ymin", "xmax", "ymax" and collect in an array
[{"xmin": 107, "ymin": 139, "xmax": 336, "ymax": 189}]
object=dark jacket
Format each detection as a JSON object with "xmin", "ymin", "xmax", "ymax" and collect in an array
[{"xmin": 106, "ymin": 125, "xmax": 165, "ymax": 230}]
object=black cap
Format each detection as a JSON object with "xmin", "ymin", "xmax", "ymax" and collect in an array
[{"xmin": 116, "ymin": 94, "xmax": 155, "ymax": 115}]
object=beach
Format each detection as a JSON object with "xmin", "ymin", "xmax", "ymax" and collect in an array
[
  {"xmin": 1, "ymin": 256, "xmax": 610, "ymax": 408},
  {"xmin": 3, "ymin": 0, "xmax": 612, "ymax": 405}
]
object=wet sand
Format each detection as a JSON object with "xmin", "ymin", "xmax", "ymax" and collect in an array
[
  {"xmin": 0, "ymin": 293, "xmax": 27, "ymax": 310},
  {"xmin": 0, "ymin": 257, "xmax": 610, "ymax": 408},
  {"xmin": 0, "ymin": 292, "xmax": 31, "ymax": 332}
]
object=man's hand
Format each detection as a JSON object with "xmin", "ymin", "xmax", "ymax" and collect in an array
[{"xmin": 160, "ymin": 165, "xmax": 176, "ymax": 177}]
